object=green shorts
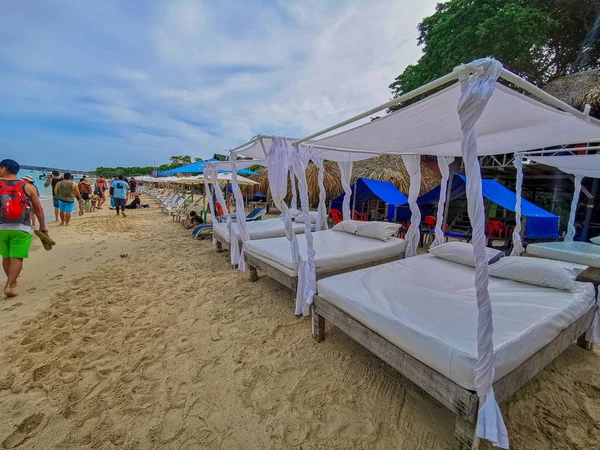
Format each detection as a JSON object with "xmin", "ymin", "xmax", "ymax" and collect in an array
[{"xmin": 0, "ymin": 230, "xmax": 33, "ymax": 259}]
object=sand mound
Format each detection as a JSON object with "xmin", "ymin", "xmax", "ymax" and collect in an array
[{"xmin": 0, "ymin": 203, "xmax": 599, "ymax": 449}]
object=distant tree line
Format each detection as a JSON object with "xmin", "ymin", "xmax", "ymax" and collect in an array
[{"xmin": 95, "ymin": 155, "xmax": 202, "ymax": 178}]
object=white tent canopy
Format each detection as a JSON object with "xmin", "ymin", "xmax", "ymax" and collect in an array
[
  {"xmin": 526, "ymin": 153, "xmax": 600, "ymax": 178},
  {"xmin": 171, "ymin": 173, "xmax": 258, "ymax": 185},
  {"xmin": 307, "ymin": 83, "xmax": 600, "ymax": 161}
]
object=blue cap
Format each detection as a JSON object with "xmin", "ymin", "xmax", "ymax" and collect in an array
[{"xmin": 0, "ymin": 159, "xmax": 20, "ymax": 173}]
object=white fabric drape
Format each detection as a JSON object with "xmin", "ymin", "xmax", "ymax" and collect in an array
[
  {"xmin": 289, "ymin": 170, "xmax": 298, "ymax": 211},
  {"xmin": 209, "ymin": 163, "xmax": 229, "ymax": 223},
  {"xmin": 203, "ymin": 171, "xmax": 217, "ymax": 243},
  {"xmin": 230, "ymin": 163, "xmax": 250, "ymax": 267},
  {"xmin": 311, "ymin": 155, "xmax": 328, "ymax": 231},
  {"xmin": 292, "ymin": 145, "xmax": 317, "ymax": 316},
  {"xmin": 432, "ymin": 156, "xmax": 454, "ymax": 248},
  {"xmin": 457, "ymin": 59, "xmax": 508, "ymax": 449},
  {"xmin": 267, "ymin": 137, "xmax": 299, "ymax": 263},
  {"xmin": 337, "ymin": 161, "xmax": 353, "ymax": 220},
  {"xmin": 565, "ymin": 176, "xmax": 583, "ymax": 242},
  {"xmin": 402, "ymin": 155, "xmax": 422, "ymax": 257},
  {"xmin": 511, "ymin": 156, "xmax": 525, "ymax": 256}
]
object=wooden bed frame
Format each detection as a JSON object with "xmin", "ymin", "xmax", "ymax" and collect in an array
[
  {"xmin": 310, "ymin": 295, "xmax": 595, "ymax": 449},
  {"xmin": 245, "ymin": 252, "xmax": 405, "ymax": 294},
  {"xmin": 214, "ymin": 232, "xmax": 231, "ymax": 253}
]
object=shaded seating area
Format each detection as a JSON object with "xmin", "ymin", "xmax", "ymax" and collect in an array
[
  {"xmin": 418, "ymin": 174, "xmax": 559, "ymax": 245},
  {"xmin": 331, "ymin": 177, "xmax": 409, "ymax": 222}
]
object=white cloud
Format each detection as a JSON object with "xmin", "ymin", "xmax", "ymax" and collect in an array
[{"xmin": 0, "ymin": 0, "xmax": 438, "ymax": 169}]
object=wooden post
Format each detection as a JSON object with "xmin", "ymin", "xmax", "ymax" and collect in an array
[
  {"xmin": 454, "ymin": 416, "xmax": 479, "ymax": 450},
  {"xmin": 311, "ymin": 305, "xmax": 326, "ymax": 342},
  {"xmin": 248, "ymin": 265, "xmax": 258, "ymax": 282},
  {"xmin": 266, "ymin": 190, "xmax": 271, "ymax": 214},
  {"xmin": 577, "ymin": 333, "xmax": 594, "ymax": 351},
  {"xmin": 216, "ymin": 241, "xmax": 223, "ymax": 253}
]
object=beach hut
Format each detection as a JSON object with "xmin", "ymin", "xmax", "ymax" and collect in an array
[
  {"xmin": 543, "ymin": 69, "xmax": 600, "ymax": 118},
  {"xmin": 351, "ymin": 154, "xmax": 441, "ymax": 195}
]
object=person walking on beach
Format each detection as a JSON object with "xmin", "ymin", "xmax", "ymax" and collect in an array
[
  {"xmin": 111, "ymin": 175, "xmax": 130, "ymax": 217},
  {"xmin": 78, "ymin": 178, "xmax": 93, "ymax": 215},
  {"xmin": 21, "ymin": 176, "xmax": 39, "ymax": 227},
  {"xmin": 44, "ymin": 170, "xmax": 63, "ymax": 222},
  {"xmin": 0, "ymin": 159, "xmax": 48, "ymax": 297},
  {"xmin": 129, "ymin": 177, "xmax": 137, "ymax": 201},
  {"xmin": 95, "ymin": 177, "xmax": 108, "ymax": 209},
  {"xmin": 54, "ymin": 173, "xmax": 82, "ymax": 226}
]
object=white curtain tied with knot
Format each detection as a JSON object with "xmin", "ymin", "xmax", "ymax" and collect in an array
[
  {"xmin": 337, "ymin": 161, "xmax": 353, "ymax": 220},
  {"xmin": 511, "ymin": 155, "xmax": 525, "ymax": 256},
  {"xmin": 208, "ymin": 163, "xmax": 231, "ymax": 249},
  {"xmin": 402, "ymin": 155, "xmax": 422, "ymax": 257},
  {"xmin": 229, "ymin": 163, "xmax": 250, "ymax": 267},
  {"xmin": 565, "ymin": 176, "xmax": 583, "ymax": 242},
  {"xmin": 292, "ymin": 145, "xmax": 318, "ymax": 316},
  {"xmin": 431, "ymin": 156, "xmax": 454, "ymax": 248},
  {"xmin": 311, "ymin": 155, "xmax": 329, "ymax": 231},
  {"xmin": 457, "ymin": 58, "xmax": 509, "ymax": 449},
  {"xmin": 203, "ymin": 171, "xmax": 217, "ymax": 242}
]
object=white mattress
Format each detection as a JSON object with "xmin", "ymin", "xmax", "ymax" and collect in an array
[
  {"xmin": 213, "ymin": 218, "xmax": 308, "ymax": 243},
  {"xmin": 244, "ymin": 230, "xmax": 407, "ymax": 277},
  {"xmin": 526, "ymin": 241, "xmax": 600, "ymax": 268},
  {"xmin": 317, "ymin": 254, "xmax": 595, "ymax": 390}
]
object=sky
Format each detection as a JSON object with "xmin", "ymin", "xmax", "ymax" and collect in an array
[{"xmin": 0, "ymin": 0, "xmax": 439, "ymax": 170}]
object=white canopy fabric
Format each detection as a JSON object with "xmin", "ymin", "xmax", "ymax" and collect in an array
[
  {"xmin": 309, "ymin": 83, "xmax": 600, "ymax": 161},
  {"xmin": 526, "ymin": 153, "xmax": 600, "ymax": 178}
]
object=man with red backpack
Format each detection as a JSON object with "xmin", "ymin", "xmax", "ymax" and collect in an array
[{"xmin": 0, "ymin": 159, "xmax": 47, "ymax": 297}]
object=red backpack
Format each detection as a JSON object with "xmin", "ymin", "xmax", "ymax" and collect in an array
[{"xmin": 0, "ymin": 180, "xmax": 28, "ymax": 223}]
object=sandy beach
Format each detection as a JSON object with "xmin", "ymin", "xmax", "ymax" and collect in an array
[{"xmin": 1, "ymin": 200, "xmax": 600, "ymax": 449}]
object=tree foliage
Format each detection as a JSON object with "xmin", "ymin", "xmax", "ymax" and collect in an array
[
  {"xmin": 94, "ymin": 155, "xmax": 201, "ymax": 178},
  {"xmin": 389, "ymin": 0, "xmax": 600, "ymax": 109}
]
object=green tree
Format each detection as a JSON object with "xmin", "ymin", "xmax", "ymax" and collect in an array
[
  {"xmin": 389, "ymin": 0, "xmax": 600, "ymax": 109},
  {"xmin": 194, "ymin": 157, "xmax": 203, "ymax": 162}
]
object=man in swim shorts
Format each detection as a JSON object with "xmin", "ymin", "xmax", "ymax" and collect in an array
[
  {"xmin": 54, "ymin": 173, "xmax": 82, "ymax": 226},
  {"xmin": 44, "ymin": 170, "xmax": 63, "ymax": 222},
  {"xmin": 111, "ymin": 175, "xmax": 130, "ymax": 217}
]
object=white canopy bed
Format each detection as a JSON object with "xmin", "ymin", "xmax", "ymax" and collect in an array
[
  {"xmin": 233, "ymin": 59, "xmax": 600, "ymax": 449},
  {"xmin": 511, "ymin": 152, "xmax": 600, "ymax": 285}
]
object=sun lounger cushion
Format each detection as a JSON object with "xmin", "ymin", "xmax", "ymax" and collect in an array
[
  {"xmin": 526, "ymin": 241, "xmax": 600, "ymax": 268},
  {"xmin": 590, "ymin": 236, "xmax": 600, "ymax": 245},
  {"xmin": 317, "ymin": 254, "xmax": 595, "ymax": 390},
  {"xmin": 295, "ymin": 211, "xmax": 318, "ymax": 223},
  {"xmin": 489, "ymin": 256, "xmax": 587, "ymax": 290},
  {"xmin": 213, "ymin": 218, "xmax": 307, "ymax": 243},
  {"xmin": 244, "ymin": 229, "xmax": 407, "ymax": 277},
  {"xmin": 429, "ymin": 241, "xmax": 503, "ymax": 267},
  {"xmin": 332, "ymin": 220, "xmax": 400, "ymax": 241}
]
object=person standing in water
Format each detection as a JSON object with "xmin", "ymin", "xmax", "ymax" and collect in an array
[
  {"xmin": 111, "ymin": 175, "xmax": 130, "ymax": 217},
  {"xmin": 21, "ymin": 176, "xmax": 39, "ymax": 227},
  {"xmin": 0, "ymin": 159, "xmax": 48, "ymax": 297},
  {"xmin": 44, "ymin": 170, "xmax": 63, "ymax": 222},
  {"xmin": 54, "ymin": 173, "xmax": 82, "ymax": 226}
]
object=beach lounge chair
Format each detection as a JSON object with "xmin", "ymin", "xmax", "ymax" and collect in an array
[
  {"xmin": 245, "ymin": 207, "xmax": 266, "ymax": 221},
  {"xmin": 310, "ymin": 253, "xmax": 597, "ymax": 449},
  {"xmin": 244, "ymin": 228, "xmax": 406, "ymax": 296}
]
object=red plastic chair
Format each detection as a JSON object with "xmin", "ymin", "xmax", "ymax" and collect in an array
[
  {"xmin": 487, "ymin": 219, "xmax": 508, "ymax": 239},
  {"xmin": 330, "ymin": 208, "xmax": 343, "ymax": 225},
  {"xmin": 352, "ymin": 210, "xmax": 367, "ymax": 221},
  {"xmin": 424, "ymin": 215, "xmax": 437, "ymax": 231}
]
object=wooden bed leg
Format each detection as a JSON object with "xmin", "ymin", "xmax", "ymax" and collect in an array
[
  {"xmin": 454, "ymin": 416, "xmax": 479, "ymax": 450},
  {"xmin": 577, "ymin": 333, "xmax": 594, "ymax": 351},
  {"xmin": 248, "ymin": 266, "xmax": 258, "ymax": 282},
  {"xmin": 216, "ymin": 241, "xmax": 223, "ymax": 253},
  {"xmin": 311, "ymin": 306, "xmax": 326, "ymax": 342}
]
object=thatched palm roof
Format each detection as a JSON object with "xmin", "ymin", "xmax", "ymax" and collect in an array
[
  {"xmin": 544, "ymin": 69, "xmax": 600, "ymax": 117},
  {"xmin": 243, "ymin": 155, "xmax": 441, "ymax": 207},
  {"xmin": 352, "ymin": 155, "xmax": 441, "ymax": 195}
]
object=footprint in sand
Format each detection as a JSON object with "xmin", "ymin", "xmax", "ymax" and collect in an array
[
  {"xmin": 1, "ymin": 413, "xmax": 48, "ymax": 449},
  {"xmin": 26, "ymin": 287, "xmax": 36, "ymax": 293},
  {"xmin": 59, "ymin": 266, "xmax": 66, "ymax": 270},
  {"xmin": 2, "ymin": 302, "xmax": 22, "ymax": 312}
]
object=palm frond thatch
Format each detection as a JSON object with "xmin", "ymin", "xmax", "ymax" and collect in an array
[
  {"xmin": 242, "ymin": 155, "xmax": 441, "ymax": 207},
  {"xmin": 544, "ymin": 69, "xmax": 600, "ymax": 113},
  {"xmin": 352, "ymin": 155, "xmax": 441, "ymax": 195}
]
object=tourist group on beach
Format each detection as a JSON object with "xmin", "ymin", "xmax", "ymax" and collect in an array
[{"xmin": 0, "ymin": 158, "xmax": 144, "ymax": 298}]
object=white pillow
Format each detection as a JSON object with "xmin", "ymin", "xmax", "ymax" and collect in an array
[
  {"xmin": 295, "ymin": 211, "xmax": 318, "ymax": 223},
  {"xmin": 590, "ymin": 236, "xmax": 600, "ymax": 245},
  {"xmin": 429, "ymin": 242, "xmax": 503, "ymax": 267},
  {"xmin": 488, "ymin": 256, "xmax": 586, "ymax": 290},
  {"xmin": 287, "ymin": 208, "xmax": 302, "ymax": 218},
  {"xmin": 332, "ymin": 220, "xmax": 400, "ymax": 241}
]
